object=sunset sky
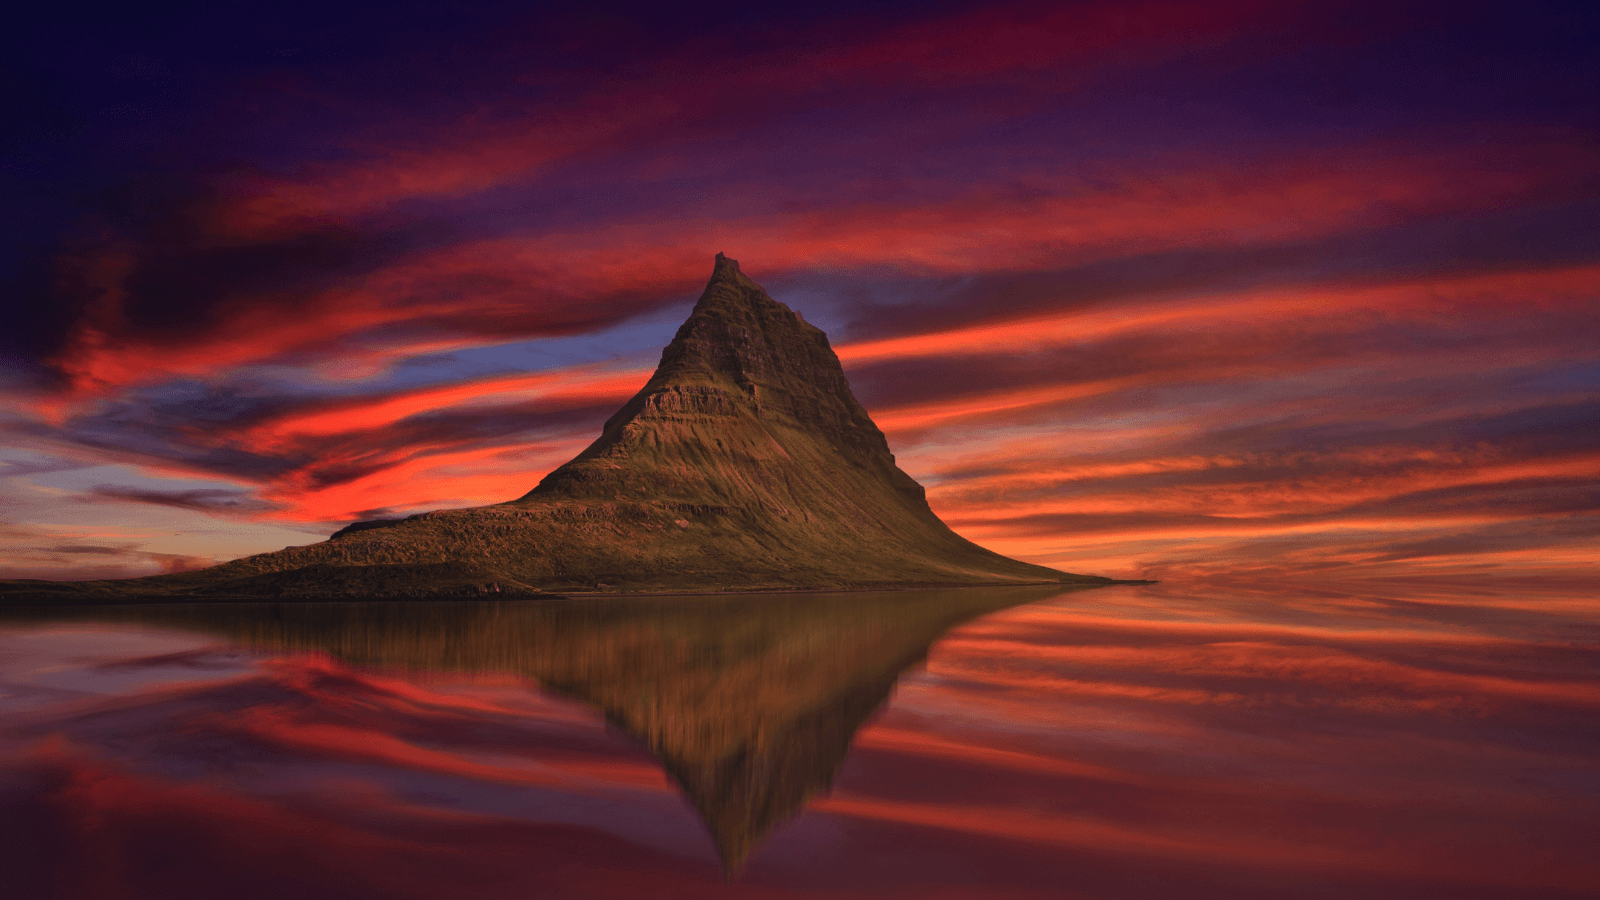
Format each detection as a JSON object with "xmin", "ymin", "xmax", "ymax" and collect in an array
[{"xmin": 3, "ymin": 0, "xmax": 1596, "ymax": 585}]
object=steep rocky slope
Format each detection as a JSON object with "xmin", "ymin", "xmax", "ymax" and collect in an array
[{"xmin": 3, "ymin": 255, "xmax": 1108, "ymax": 601}]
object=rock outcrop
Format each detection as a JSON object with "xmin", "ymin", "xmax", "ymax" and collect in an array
[{"xmin": 2, "ymin": 255, "xmax": 1108, "ymax": 601}]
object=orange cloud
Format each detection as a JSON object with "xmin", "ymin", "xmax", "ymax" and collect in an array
[
  {"xmin": 870, "ymin": 376, "xmax": 1157, "ymax": 433},
  {"xmin": 255, "ymin": 440, "xmax": 586, "ymax": 523},
  {"xmin": 932, "ymin": 450, "xmax": 1600, "ymax": 521},
  {"xmin": 240, "ymin": 366, "xmax": 646, "ymax": 448}
]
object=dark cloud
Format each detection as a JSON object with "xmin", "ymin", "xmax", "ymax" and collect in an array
[
  {"xmin": 37, "ymin": 544, "xmax": 126, "ymax": 555},
  {"xmin": 5, "ymin": 366, "xmax": 623, "ymax": 504},
  {"xmin": 0, "ymin": 455, "xmax": 93, "ymax": 478},
  {"xmin": 125, "ymin": 227, "xmax": 436, "ymax": 341},
  {"xmin": 1358, "ymin": 515, "xmax": 1600, "ymax": 564},
  {"xmin": 287, "ymin": 399, "xmax": 616, "ymax": 491},
  {"xmin": 829, "ymin": 193, "xmax": 1600, "ymax": 345},
  {"xmin": 87, "ymin": 486, "xmax": 284, "ymax": 514},
  {"xmin": 344, "ymin": 507, "xmax": 404, "ymax": 521}
]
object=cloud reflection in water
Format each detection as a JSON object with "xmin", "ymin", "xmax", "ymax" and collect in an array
[{"xmin": 2, "ymin": 581, "xmax": 1597, "ymax": 899}]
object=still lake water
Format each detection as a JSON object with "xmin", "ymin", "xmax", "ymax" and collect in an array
[{"xmin": 2, "ymin": 579, "xmax": 1596, "ymax": 899}]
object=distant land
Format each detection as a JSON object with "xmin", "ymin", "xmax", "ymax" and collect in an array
[{"xmin": 1, "ymin": 255, "xmax": 1126, "ymax": 604}]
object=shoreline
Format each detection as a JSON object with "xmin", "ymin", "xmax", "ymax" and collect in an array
[{"xmin": 0, "ymin": 578, "xmax": 1156, "ymax": 609}]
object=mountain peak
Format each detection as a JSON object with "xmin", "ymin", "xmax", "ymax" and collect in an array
[
  {"xmin": 707, "ymin": 251, "xmax": 758, "ymax": 291},
  {"xmin": 528, "ymin": 256, "xmax": 912, "ymax": 508},
  {"xmin": 666, "ymin": 255, "xmax": 825, "ymax": 388}
]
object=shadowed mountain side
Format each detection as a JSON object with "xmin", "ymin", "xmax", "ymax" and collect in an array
[
  {"xmin": 2, "ymin": 585, "xmax": 1091, "ymax": 870},
  {"xmin": 0, "ymin": 255, "xmax": 1108, "ymax": 603}
]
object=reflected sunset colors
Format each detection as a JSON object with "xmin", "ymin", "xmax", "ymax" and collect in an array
[
  {"xmin": 4, "ymin": 2, "xmax": 1598, "ymax": 897},
  {"xmin": 4, "ymin": 580, "xmax": 1596, "ymax": 899}
]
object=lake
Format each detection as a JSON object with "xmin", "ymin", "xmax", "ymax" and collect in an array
[{"xmin": 2, "ymin": 579, "xmax": 1596, "ymax": 899}]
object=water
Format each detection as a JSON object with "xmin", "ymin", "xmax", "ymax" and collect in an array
[{"xmin": 2, "ymin": 580, "xmax": 1596, "ymax": 899}]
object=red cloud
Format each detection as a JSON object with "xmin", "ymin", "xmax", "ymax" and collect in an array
[{"xmin": 40, "ymin": 133, "xmax": 1594, "ymax": 412}]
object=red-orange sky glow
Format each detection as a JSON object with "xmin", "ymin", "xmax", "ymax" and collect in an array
[{"xmin": 2, "ymin": 0, "xmax": 1596, "ymax": 590}]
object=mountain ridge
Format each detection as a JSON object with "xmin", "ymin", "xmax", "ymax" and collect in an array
[{"xmin": 2, "ymin": 255, "xmax": 1113, "ymax": 603}]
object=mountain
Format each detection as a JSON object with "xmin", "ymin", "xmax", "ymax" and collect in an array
[{"xmin": 2, "ymin": 255, "xmax": 1110, "ymax": 602}]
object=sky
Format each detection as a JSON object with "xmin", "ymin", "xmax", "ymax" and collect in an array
[{"xmin": 2, "ymin": 0, "xmax": 1596, "ymax": 585}]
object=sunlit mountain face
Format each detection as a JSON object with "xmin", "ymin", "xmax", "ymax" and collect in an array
[{"xmin": 2, "ymin": 0, "xmax": 1595, "ymax": 590}]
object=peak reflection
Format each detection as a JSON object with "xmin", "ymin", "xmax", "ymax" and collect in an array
[{"xmin": 16, "ymin": 585, "xmax": 1092, "ymax": 870}]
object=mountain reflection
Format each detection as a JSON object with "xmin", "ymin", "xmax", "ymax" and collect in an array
[{"xmin": 9, "ymin": 585, "xmax": 1087, "ymax": 870}]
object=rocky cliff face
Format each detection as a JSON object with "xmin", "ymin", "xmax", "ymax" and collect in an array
[
  {"xmin": 533, "ymin": 254, "xmax": 928, "ymax": 514},
  {"xmin": 3, "ymin": 255, "xmax": 1107, "ymax": 601}
]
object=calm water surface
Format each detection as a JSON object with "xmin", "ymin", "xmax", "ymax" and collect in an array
[{"xmin": 2, "ymin": 580, "xmax": 1596, "ymax": 899}]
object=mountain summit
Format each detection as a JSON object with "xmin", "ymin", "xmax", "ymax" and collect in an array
[
  {"xmin": 531, "ymin": 253, "xmax": 928, "ymax": 513},
  {"xmin": 4, "ymin": 256, "xmax": 1108, "ymax": 601}
]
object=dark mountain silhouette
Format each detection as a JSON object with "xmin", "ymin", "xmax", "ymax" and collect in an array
[
  {"xmin": 3, "ymin": 585, "xmax": 1093, "ymax": 870},
  {"xmin": 2, "ymin": 255, "xmax": 1111, "ymax": 602}
]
